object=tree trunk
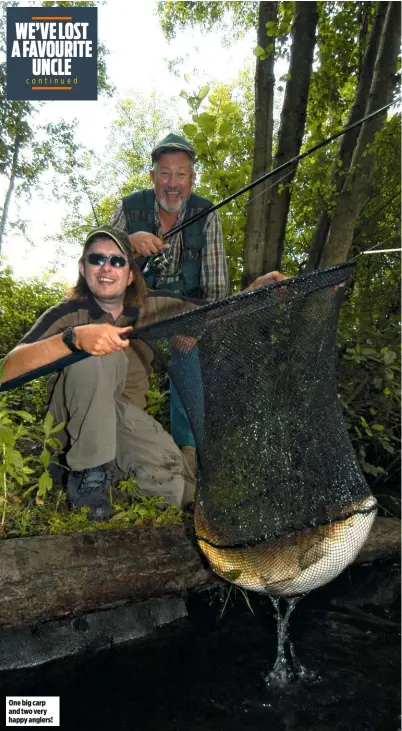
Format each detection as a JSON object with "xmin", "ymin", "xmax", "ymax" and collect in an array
[
  {"xmin": 0, "ymin": 517, "xmax": 399, "ymax": 630},
  {"xmin": 319, "ymin": 1, "xmax": 401, "ymax": 268},
  {"xmin": 305, "ymin": 1, "xmax": 388, "ymax": 272},
  {"xmin": 0, "ymin": 131, "xmax": 21, "ymax": 255},
  {"xmin": 0, "ymin": 523, "xmax": 215, "ymax": 630},
  {"xmin": 262, "ymin": 1, "xmax": 318, "ymax": 274},
  {"xmin": 242, "ymin": 1, "xmax": 277, "ymax": 287}
]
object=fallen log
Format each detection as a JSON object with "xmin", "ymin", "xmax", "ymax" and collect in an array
[
  {"xmin": 353, "ymin": 515, "xmax": 400, "ymax": 565},
  {"xmin": 0, "ymin": 517, "xmax": 399, "ymax": 630}
]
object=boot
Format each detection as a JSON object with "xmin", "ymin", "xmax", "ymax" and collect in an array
[{"xmin": 67, "ymin": 464, "xmax": 112, "ymax": 522}]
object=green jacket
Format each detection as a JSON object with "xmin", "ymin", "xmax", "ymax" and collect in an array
[{"xmin": 122, "ymin": 189, "xmax": 212, "ymax": 298}]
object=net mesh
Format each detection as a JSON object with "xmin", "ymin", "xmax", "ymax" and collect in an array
[{"xmin": 134, "ymin": 262, "xmax": 377, "ymax": 596}]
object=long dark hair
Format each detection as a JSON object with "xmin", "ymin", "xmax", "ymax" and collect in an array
[{"xmin": 67, "ymin": 235, "xmax": 147, "ymax": 307}]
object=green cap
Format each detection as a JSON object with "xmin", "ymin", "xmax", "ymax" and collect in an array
[
  {"xmin": 83, "ymin": 225, "xmax": 132, "ymax": 257},
  {"xmin": 151, "ymin": 133, "xmax": 195, "ymax": 163}
]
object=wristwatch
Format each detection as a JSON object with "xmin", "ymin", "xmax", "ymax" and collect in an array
[{"xmin": 62, "ymin": 327, "xmax": 80, "ymax": 353}]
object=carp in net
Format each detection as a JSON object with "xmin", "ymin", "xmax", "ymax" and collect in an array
[{"xmin": 134, "ymin": 262, "xmax": 377, "ymax": 597}]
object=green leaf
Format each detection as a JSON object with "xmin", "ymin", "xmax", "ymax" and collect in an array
[
  {"xmin": 43, "ymin": 411, "xmax": 54, "ymax": 438},
  {"xmin": 0, "ymin": 427, "xmax": 16, "ymax": 448},
  {"xmin": 198, "ymin": 85, "xmax": 210, "ymax": 101},
  {"xmin": 383, "ymin": 349, "xmax": 396, "ymax": 366},
  {"xmin": 50, "ymin": 421, "xmax": 66, "ymax": 435},
  {"xmin": 47, "ymin": 438, "xmax": 62, "ymax": 450},
  {"xmin": 253, "ymin": 45, "xmax": 266, "ymax": 59},
  {"xmin": 22, "ymin": 485, "xmax": 36, "ymax": 497},
  {"xmin": 7, "ymin": 448, "xmax": 24, "ymax": 470},
  {"xmin": 182, "ymin": 123, "xmax": 198, "ymax": 137},
  {"xmin": 265, "ymin": 21, "xmax": 277, "ymax": 36},
  {"xmin": 14, "ymin": 411, "xmax": 35, "ymax": 422},
  {"xmin": 197, "ymin": 112, "xmax": 216, "ymax": 135},
  {"xmin": 219, "ymin": 119, "xmax": 232, "ymax": 136},
  {"xmin": 221, "ymin": 102, "xmax": 238, "ymax": 116},
  {"xmin": 40, "ymin": 449, "xmax": 51, "ymax": 469},
  {"xmin": 37, "ymin": 471, "xmax": 53, "ymax": 497}
]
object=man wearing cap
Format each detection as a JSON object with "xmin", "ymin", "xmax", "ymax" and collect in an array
[
  {"xmin": 1, "ymin": 226, "xmax": 284, "ymax": 522},
  {"xmin": 109, "ymin": 133, "xmax": 230, "ymax": 474},
  {"xmin": 2, "ymin": 226, "xmax": 198, "ymax": 522}
]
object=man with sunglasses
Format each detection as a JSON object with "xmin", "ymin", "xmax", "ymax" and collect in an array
[
  {"xmin": 2, "ymin": 225, "xmax": 284, "ymax": 522},
  {"xmin": 110, "ymin": 133, "xmax": 230, "ymax": 477}
]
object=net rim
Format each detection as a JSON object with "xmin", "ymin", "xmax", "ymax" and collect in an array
[
  {"xmin": 134, "ymin": 260, "xmax": 357, "ymax": 337},
  {"xmin": 195, "ymin": 502, "xmax": 377, "ymax": 551}
]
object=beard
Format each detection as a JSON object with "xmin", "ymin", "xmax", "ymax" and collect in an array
[
  {"xmin": 156, "ymin": 190, "xmax": 187, "ymax": 214},
  {"xmin": 94, "ymin": 291, "xmax": 122, "ymax": 301},
  {"xmin": 91, "ymin": 280, "xmax": 126, "ymax": 303}
]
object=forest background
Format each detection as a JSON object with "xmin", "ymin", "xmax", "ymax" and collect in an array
[{"xmin": 0, "ymin": 0, "xmax": 400, "ymax": 537}]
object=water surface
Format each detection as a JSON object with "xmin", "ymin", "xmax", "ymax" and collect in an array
[{"xmin": 0, "ymin": 560, "xmax": 399, "ymax": 731}]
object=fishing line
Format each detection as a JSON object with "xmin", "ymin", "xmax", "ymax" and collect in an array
[{"xmin": 240, "ymin": 167, "xmax": 297, "ymax": 208}]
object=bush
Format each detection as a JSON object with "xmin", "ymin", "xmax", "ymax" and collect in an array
[
  {"xmin": 0, "ymin": 265, "xmax": 67, "ymax": 419},
  {"xmin": 337, "ymin": 258, "xmax": 401, "ymax": 482},
  {"xmin": 0, "ymin": 389, "xmax": 183, "ymax": 539}
]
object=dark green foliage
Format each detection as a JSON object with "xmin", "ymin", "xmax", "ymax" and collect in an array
[
  {"xmin": 0, "ymin": 398, "xmax": 183, "ymax": 539},
  {"xmin": 338, "ymin": 255, "xmax": 400, "ymax": 480},
  {"xmin": 182, "ymin": 76, "xmax": 254, "ymax": 290},
  {"xmin": 0, "ymin": 266, "xmax": 65, "ymax": 358},
  {"xmin": 157, "ymin": 1, "xmax": 258, "ymax": 41},
  {"xmin": 156, "ymin": 1, "xmax": 400, "ymax": 485},
  {"xmin": 147, "ymin": 370, "xmax": 170, "ymax": 431},
  {"xmin": 0, "ymin": 266, "xmax": 66, "ymax": 416},
  {"xmin": 0, "ymin": 363, "xmax": 182, "ymax": 540},
  {"xmin": 1, "ymin": 1, "xmax": 398, "ymax": 540}
]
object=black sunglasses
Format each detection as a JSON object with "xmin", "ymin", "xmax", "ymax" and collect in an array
[{"xmin": 84, "ymin": 253, "xmax": 128, "ymax": 268}]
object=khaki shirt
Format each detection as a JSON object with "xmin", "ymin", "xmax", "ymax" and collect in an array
[{"xmin": 20, "ymin": 291, "xmax": 199, "ymax": 410}]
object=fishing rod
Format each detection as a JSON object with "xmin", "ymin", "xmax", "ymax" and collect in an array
[
  {"xmin": 2, "ymin": 232, "xmax": 399, "ymax": 395},
  {"xmin": 146, "ymin": 102, "xmax": 394, "ymax": 276},
  {"xmin": 363, "ymin": 248, "xmax": 401, "ymax": 254},
  {"xmin": 0, "ymin": 102, "xmax": 396, "ymax": 394},
  {"xmin": 165, "ymin": 101, "xmax": 394, "ymax": 240}
]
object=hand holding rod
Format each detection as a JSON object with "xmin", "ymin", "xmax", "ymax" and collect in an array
[{"xmin": 0, "ymin": 330, "xmax": 139, "ymax": 394}]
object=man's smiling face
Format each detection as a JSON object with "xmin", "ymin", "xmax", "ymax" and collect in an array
[
  {"xmin": 79, "ymin": 237, "xmax": 133, "ymax": 305},
  {"xmin": 151, "ymin": 150, "xmax": 194, "ymax": 214}
]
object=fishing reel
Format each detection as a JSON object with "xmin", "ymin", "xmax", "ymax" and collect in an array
[
  {"xmin": 142, "ymin": 234, "xmax": 175, "ymax": 279},
  {"xmin": 143, "ymin": 250, "xmax": 173, "ymax": 278}
]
